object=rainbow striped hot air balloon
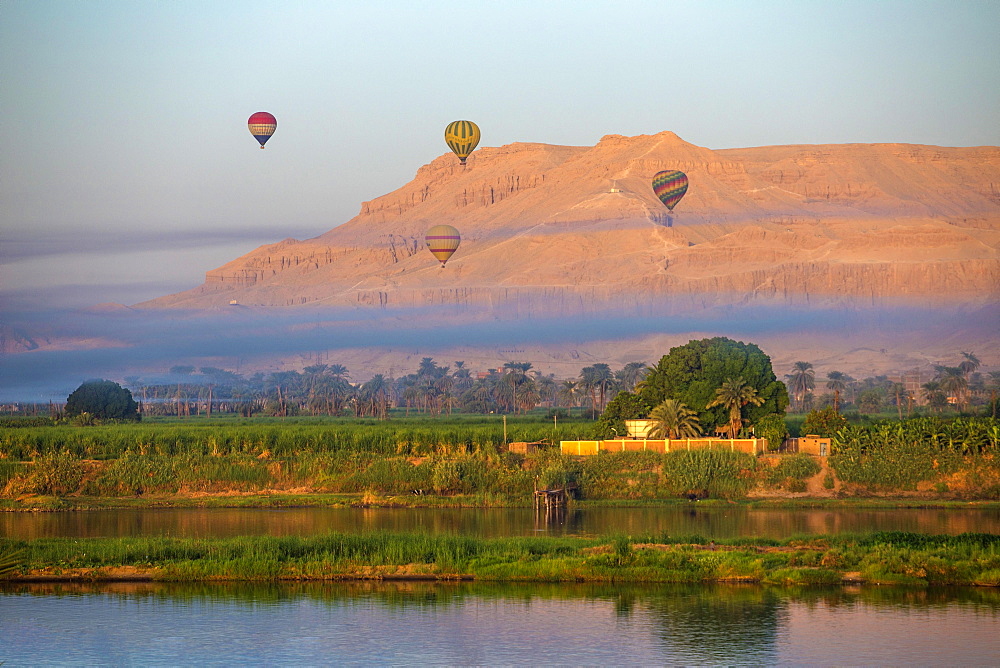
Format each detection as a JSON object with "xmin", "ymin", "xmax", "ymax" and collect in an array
[
  {"xmin": 425, "ymin": 225, "xmax": 461, "ymax": 267},
  {"xmin": 652, "ymin": 170, "xmax": 689, "ymax": 211},
  {"xmin": 444, "ymin": 120, "xmax": 480, "ymax": 165},
  {"xmin": 248, "ymin": 112, "xmax": 277, "ymax": 149}
]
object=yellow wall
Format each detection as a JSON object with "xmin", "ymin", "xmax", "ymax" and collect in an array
[{"xmin": 561, "ymin": 438, "xmax": 768, "ymax": 456}]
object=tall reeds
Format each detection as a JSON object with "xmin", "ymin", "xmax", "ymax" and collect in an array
[{"xmin": 4, "ymin": 531, "xmax": 999, "ymax": 586}]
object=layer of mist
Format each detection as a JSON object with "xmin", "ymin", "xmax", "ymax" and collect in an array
[{"xmin": 2, "ymin": 301, "xmax": 994, "ymax": 402}]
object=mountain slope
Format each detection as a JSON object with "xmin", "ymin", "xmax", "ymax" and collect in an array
[{"xmin": 138, "ymin": 132, "xmax": 1000, "ymax": 313}]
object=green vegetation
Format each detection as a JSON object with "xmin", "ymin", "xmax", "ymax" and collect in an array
[
  {"xmin": 801, "ymin": 407, "xmax": 848, "ymax": 437},
  {"xmin": 648, "ymin": 399, "xmax": 701, "ymax": 439},
  {"xmin": 0, "ymin": 442, "xmax": 759, "ymax": 502},
  {"xmin": 754, "ymin": 413, "xmax": 788, "ymax": 450},
  {"xmin": 767, "ymin": 454, "xmax": 821, "ymax": 491},
  {"xmin": 4, "ymin": 531, "xmax": 999, "ymax": 586},
  {"xmin": 64, "ymin": 379, "xmax": 140, "ymax": 423},
  {"xmin": 0, "ymin": 418, "xmax": 595, "ymax": 460},
  {"xmin": 830, "ymin": 416, "xmax": 1000, "ymax": 494},
  {"xmin": 3, "ymin": 415, "xmax": 999, "ymax": 503},
  {"xmin": 638, "ymin": 337, "xmax": 789, "ymax": 435},
  {"xmin": 595, "ymin": 391, "xmax": 650, "ymax": 438}
]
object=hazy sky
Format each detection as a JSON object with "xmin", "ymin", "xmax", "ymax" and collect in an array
[
  {"xmin": 1, "ymin": 0, "xmax": 998, "ymax": 399},
  {"xmin": 2, "ymin": 0, "xmax": 999, "ymax": 307}
]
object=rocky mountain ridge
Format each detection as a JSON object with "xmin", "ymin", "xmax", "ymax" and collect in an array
[{"xmin": 138, "ymin": 132, "xmax": 999, "ymax": 315}]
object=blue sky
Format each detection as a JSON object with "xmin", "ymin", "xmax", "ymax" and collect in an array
[{"xmin": 2, "ymin": 0, "xmax": 999, "ymax": 308}]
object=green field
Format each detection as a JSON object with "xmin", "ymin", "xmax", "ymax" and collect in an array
[
  {"xmin": 1, "ymin": 415, "xmax": 998, "ymax": 507},
  {"xmin": 3, "ymin": 531, "xmax": 1000, "ymax": 586}
]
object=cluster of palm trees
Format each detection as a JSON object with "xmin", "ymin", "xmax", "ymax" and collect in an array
[
  {"xmin": 921, "ymin": 352, "xmax": 986, "ymax": 413},
  {"xmin": 125, "ymin": 359, "xmax": 652, "ymax": 418},
  {"xmin": 783, "ymin": 352, "xmax": 993, "ymax": 416},
  {"xmin": 123, "ymin": 351, "xmax": 994, "ymax": 420},
  {"xmin": 646, "ymin": 377, "xmax": 765, "ymax": 440}
]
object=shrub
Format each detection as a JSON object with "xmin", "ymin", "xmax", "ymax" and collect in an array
[
  {"xmin": 801, "ymin": 407, "xmax": 847, "ymax": 438},
  {"xmin": 6, "ymin": 451, "xmax": 84, "ymax": 496},
  {"xmin": 755, "ymin": 413, "xmax": 788, "ymax": 451},
  {"xmin": 769, "ymin": 454, "xmax": 821, "ymax": 482}
]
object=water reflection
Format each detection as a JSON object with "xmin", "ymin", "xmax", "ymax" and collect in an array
[
  {"xmin": 2, "ymin": 582, "xmax": 999, "ymax": 665},
  {"xmin": 5, "ymin": 506, "xmax": 1000, "ymax": 540}
]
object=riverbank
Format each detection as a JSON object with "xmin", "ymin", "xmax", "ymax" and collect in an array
[
  {"xmin": 3, "ymin": 532, "xmax": 999, "ymax": 587},
  {"xmin": 4, "ymin": 417, "xmax": 998, "ymax": 504}
]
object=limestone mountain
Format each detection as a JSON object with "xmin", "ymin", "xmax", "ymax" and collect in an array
[{"xmin": 139, "ymin": 132, "xmax": 1000, "ymax": 315}]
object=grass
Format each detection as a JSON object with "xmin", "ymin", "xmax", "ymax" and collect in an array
[
  {"xmin": 3, "ymin": 531, "xmax": 999, "ymax": 586},
  {"xmin": 3, "ymin": 416, "xmax": 999, "ymax": 505}
]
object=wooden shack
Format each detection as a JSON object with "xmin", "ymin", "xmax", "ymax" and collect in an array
[{"xmin": 508, "ymin": 441, "xmax": 545, "ymax": 454}]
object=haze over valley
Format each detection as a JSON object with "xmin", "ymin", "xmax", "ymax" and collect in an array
[
  {"xmin": 3, "ymin": 132, "xmax": 997, "ymax": 401},
  {"xmin": 2, "ymin": 1, "xmax": 998, "ymax": 403}
]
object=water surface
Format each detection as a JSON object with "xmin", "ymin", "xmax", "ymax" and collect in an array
[
  {"xmin": 2, "ymin": 582, "xmax": 998, "ymax": 665},
  {"xmin": 5, "ymin": 506, "xmax": 999, "ymax": 540}
]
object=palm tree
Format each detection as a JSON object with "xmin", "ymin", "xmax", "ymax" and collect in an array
[
  {"xmin": 361, "ymin": 374, "xmax": 391, "ymax": 419},
  {"xmin": 826, "ymin": 371, "xmax": 848, "ymax": 413},
  {"xmin": 503, "ymin": 362, "xmax": 533, "ymax": 414},
  {"xmin": 785, "ymin": 362, "xmax": 815, "ymax": 413},
  {"xmin": 959, "ymin": 352, "xmax": 981, "ymax": 378},
  {"xmin": 648, "ymin": 399, "xmax": 701, "ymax": 439},
  {"xmin": 937, "ymin": 366, "xmax": 968, "ymax": 411},
  {"xmin": 706, "ymin": 377, "xmax": 764, "ymax": 438},
  {"xmin": 537, "ymin": 374, "xmax": 557, "ymax": 408},
  {"xmin": 452, "ymin": 361, "xmax": 473, "ymax": 393},
  {"xmin": 578, "ymin": 366, "xmax": 600, "ymax": 418},
  {"xmin": 591, "ymin": 363, "xmax": 613, "ymax": 412},
  {"xmin": 617, "ymin": 362, "xmax": 649, "ymax": 392},
  {"xmin": 891, "ymin": 382, "xmax": 908, "ymax": 420},
  {"xmin": 922, "ymin": 381, "xmax": 948, "ymax": 413},
  {"xmin": 559, "ymin": 380, "xmax": 581, "ymax": 416}
]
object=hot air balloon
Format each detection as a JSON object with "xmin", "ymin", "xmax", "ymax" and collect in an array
[
  {"xmin": 425, "ymin": 225, "xmax": 461, "ymax": 267},
  {"xmin": 444, "ymin": 120, "xmax": 480, "ymax": 165},
  {"xmin": 652, "ymin": 170, "xmax": 689, "ymax": 211},
  {"xmin": 248, "ymin": 112, "xmax": 276, "ymax": 149}
]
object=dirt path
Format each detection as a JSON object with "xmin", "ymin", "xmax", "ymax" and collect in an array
[{"xmin": 805, "ymin": 457, "xmax": 840, "ymax": 497}]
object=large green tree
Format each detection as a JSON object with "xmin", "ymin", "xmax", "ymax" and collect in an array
[
  {"xmin": 638, "ymin": 337, "xmax": 788, "ymax": 433},
  {"xmin": 65, "ymin": 379, "xmax": 140, "ymax": 422}
]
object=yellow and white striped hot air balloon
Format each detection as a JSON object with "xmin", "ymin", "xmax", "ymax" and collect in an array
[
  {"xmin": 425, "ymin": 225, "xmax": 461, "ymax": 267},
  {"xmin": 444, "ymin": 120, "xmax": 480, "ymax": 165}
]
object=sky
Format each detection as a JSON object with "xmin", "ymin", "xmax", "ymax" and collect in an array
[
  {"xmin": 3, "ymin": 0, "xmax": 999, "ymax": 305},
  {"xmin": 1, "ymin": 0, "xmax": 998, "ymax": 399}
]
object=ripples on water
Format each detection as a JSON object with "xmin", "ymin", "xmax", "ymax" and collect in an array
[
  {"xmin": 6, "ymin": 508, "xmax": 1000, "ymax": 664},
  {"xmin": 2, "ymin": 583, "xmax": 999, "ymax": 665},
  {"xmin": 5, "ymin": 506, "xmax": 1000, "ymax": 540}
]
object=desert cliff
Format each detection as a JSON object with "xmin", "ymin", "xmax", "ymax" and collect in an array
[{"xmin": 138, "ymin": 132, "xmax": 1000, "ymax": 315}]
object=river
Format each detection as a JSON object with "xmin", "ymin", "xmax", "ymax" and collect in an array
[
  {"xmin": 5, "ymin": 507, "xmax": 1000, "ymax": 664},
  {"xmin": 4, "ymin": 505, "xmax": 1000, "ymax": 540},
  {"xmin": 2, "ymin": 582, "xmax": 998, "ymax": 665}
]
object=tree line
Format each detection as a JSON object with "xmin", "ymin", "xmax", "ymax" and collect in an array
[
  {"xmin": 783, "ymin": 352, "xmax": 998, "ymax": 417},
  {"xmin": 111, "ymin": 359, "xmax": 650, "ymax": 420}
]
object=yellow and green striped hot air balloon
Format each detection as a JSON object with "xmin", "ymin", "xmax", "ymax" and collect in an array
[
  {"xmin": 444, "ymin": 120, "xmax": 480, "ymax": 165},
  {"xmin": 425, "ymin": 224, "xmax": 461, "ymax": 267}
]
